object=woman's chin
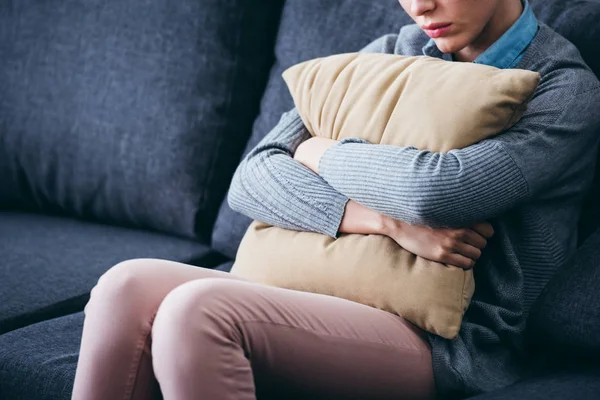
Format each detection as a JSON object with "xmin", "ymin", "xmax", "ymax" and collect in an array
[
  {"xmin": 432, "ymin": 40, "xmax": 457, "ymax": 54},
  {"xmin": 431, "ymin": 37, "xmax": 469, "ymax": 56}
]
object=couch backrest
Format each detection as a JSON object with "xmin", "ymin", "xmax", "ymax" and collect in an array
[
  {"xmin": 0, "ymin": 0, "xmax": 283, "ymax": 240},
  {"xmin": 212, "ymin": 0, "xmax": 600, "ymax": 259},
  {"xmin": 531, "ymin": 0, "xmax": 600, "ymax": 79}
]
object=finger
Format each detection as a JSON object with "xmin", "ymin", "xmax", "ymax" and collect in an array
[
  {"xmin": 459, "ymin": 229, "xmax": 488, "ymax": 249},
  {"xmin": 442, "ymin": 253, "xmax": 476, "ymax": 270},
  {"xmin": 470, "ymin": 222, "xmax": 495, "ymax": 239},
  {"xmin": 452, "ymin": 242, "xmax": 482, "ymax": 261}
]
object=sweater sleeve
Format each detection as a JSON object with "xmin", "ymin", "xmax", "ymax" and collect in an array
[
  {"xmin": 227, "ymin": 108, "xmax": 349, "ymax": 237},
  {"xmin": 318, "ymin": 84, "xmax": 600, "ymax": 228},
  {"xmin": 227, "ymin": 34, "xmax": 399, "ymax": 237}
]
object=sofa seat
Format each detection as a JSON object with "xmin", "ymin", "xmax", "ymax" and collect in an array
[
  {"xmin": 0, "ymin": 313, "xmax": 83, "ymax": 400},
  {"xmin": 467, "ymin": 366, "xmax": 600, "ymax": 400},
  {"xmin": 2, "ymin": 310, "xmax": 600, "ymax": 400},
  {"xmin": 0, "ymin": 211, "xmax": 225, "ymax": 334}
]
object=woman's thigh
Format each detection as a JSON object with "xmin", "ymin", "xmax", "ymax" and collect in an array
[
  {"xmin": 73, "ymin": 259, "xmax": 244, "ymax": 400},
  {"xmin": 152, "ymin": 278, "xmax": 437, "ymax": 400},
  {"xmin": 88, "ymin": 258, "xmax": 244, "ymax": 314}
]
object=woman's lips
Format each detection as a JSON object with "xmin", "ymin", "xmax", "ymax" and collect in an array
[{"xmin": 422, "ymin": 24, "xmax": 452, "ymax": 38}]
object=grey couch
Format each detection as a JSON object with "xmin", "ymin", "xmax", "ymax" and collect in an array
[{"xmin": 1, "ymin": 0, "xmax": 599, "ymax": 399}]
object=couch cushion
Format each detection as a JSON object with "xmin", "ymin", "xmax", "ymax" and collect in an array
[
  {"xmin": 216, "ymin": 260, "xmax": 235, "ymax": 273},
  {"xmin": 531, "ymin": 0, "xmax": 600, "ymax": 78},
  {"xmin": 211, "ymin": 0, "xmax": 600, "ymax": 259},
  {"xmin": 527, "ymin": 227, "xmax": 600, "ymax": 359},
  {"xmin": 0, "ymin": 212, "xmax": 225, "ymax": 334},
  {"xmin": 0, "ymin": 0, "xmax": 282, "ymax": 240},
  {"xmin": 466, "ymin": 366, "xmax": 600, "ymax": 400},
  {"xmin": 0, "ymin": 313, "xmax": 83, "ymax": 400},
  {"xmin": 211, "ymin": 0, "xmax": 413, "ymax": 259}
]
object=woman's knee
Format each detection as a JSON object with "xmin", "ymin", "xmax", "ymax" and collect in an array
[
  {"xmin": 93, "ymin": 258, "xmax": 158, "ymax": 294},
  {"xmin": 152, "ymin": 278, "xmax": 248, "ymax": 343},
  {"xmin": 86, "ymin": 258, "xmax": 168, "ymax": 315}
]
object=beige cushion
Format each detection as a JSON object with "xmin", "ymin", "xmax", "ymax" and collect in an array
[{"xmin": 231, "ymin": 53, "xmax": 540, "ymax": 339}]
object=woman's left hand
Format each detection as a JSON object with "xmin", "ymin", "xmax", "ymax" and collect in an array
[{"xmin": 294, "ymin": 137, "xmax": 339, "ymax": 174}]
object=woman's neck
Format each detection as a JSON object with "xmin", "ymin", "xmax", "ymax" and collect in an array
[{"xmin": 454, "ymin": 0, "xmax": 524, "ymax": 63}]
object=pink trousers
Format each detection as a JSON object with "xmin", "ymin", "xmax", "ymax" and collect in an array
[{"xmin": 71, "ymin": 259, "xmax": 437, "ymax": 400}]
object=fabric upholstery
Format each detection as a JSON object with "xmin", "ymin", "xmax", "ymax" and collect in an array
[
  {"xmin": 530, "ymin": 0, "xmax": 600, "ymax": 78},
  {"xmin": 578, "ymin": 155, "xmax": 600, "ymax": 244},
  {"xmin": 0, "ymin": 0, "xmax": 282, "ymax": 239},
  {"xmin": 231, "ymin": 54, "xmax": 539, "ymax": 339},
  {"xmin": 0, "ymin": 313, "xmax": 83, "ymax": 400},
  {"xmin": 216, "ymin": 260, "xmax": 235, "ymax": 273},
  {"xmin": 467, "ymin": 366, "xmax": 600, "ymax": 400},
  {"xmin": 211, "ymin": 0, "xmax": 413, "ymax": 259},
  {"xmin": 0, "ymin": 212, "xmax": 224, "ymax": 334}
]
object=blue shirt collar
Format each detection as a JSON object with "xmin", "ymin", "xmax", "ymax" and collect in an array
[{"xmin": 422, "ymin": 0, "xmax": 539, "ymax": 69}]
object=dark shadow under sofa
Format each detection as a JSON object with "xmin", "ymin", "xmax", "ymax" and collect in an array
[{"xmin": 1, "ymin": 0, "xmax": 600, "ymax": 399}]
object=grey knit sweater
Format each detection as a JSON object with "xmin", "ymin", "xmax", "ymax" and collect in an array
[{"xmin": 228, "ymin": 23, "xmax": 600, "ymax": 398}]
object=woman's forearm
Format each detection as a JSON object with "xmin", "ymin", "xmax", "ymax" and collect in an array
[
  {"xmin": 338, "ymin": 200, "xmax": 409, "ymax": 243},
  {"xmin": 339, "ymin": 199, "xmax": 495, "ymax": 270},
  {"xmin": 318, "ymin": 140, "xmax": 529, "ymax": 228},
  {"xmin": 228, "ymin": 109, "xmax": 350, "ymax": 238},
  {"xmin": 338, "ymin": 200, "xmax": 390, "ymax": 235},
  {"xmin": 229, "ymin": 34, "xmax": 399, "ymax": 235}
]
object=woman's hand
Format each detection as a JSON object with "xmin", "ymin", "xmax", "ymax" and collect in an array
[
  {"xmin": 382, "ymin": 217, "xmax": 495, "ymax": 270},
  {"xmin": 294, "ymin": 137, "xmax": 339, "ymax": 174}
]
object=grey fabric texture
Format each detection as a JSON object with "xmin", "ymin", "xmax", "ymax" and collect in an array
[
  {"xmin": 467, "ymin": 366, "xmax": 600, "ymax": 400},
  {"xmin": 216, "ymin": 260, "xmax": 235, "ymax": 273},
  {"xmin": 527, "ymin": 228, "xmax": 600, "ymax": 359},
  {"xmin": 227, "ymin": 109, "xmax": 349, "ymax": 238},
  {"xmin": 579, "ymin": 157, "xmax": 600, "ymax": 243},
  {"xmin": 211, "ymin": 0, "xmax": 413, "ymax": 258},
  {"xmin": 0, "ymin": 211, "xmax": 223, "ymax": 335},
  {"xmin": 531, "ymin": 0, "xmax": 600, "ymax": 78},
  {"xmin": 0, "ymin": 0, "xmax": 282, "ymax": 239},
  {"xmin": 0, "ymin": 313, "xmax": 83, "ymax": 400},
  {"xmin": 227, "ymin": 23, "xmax": 600, "ymax": 399}
]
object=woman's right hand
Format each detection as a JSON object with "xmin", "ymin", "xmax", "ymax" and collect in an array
[{"xmin": 383, "ymin": 218, "xmax": 495, "ymax": 270}]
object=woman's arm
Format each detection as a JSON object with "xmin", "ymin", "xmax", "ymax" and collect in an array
[
  {"xmin": 339, "ymin": 199, "xmax": 495, "ymax": 269},
  {"xmin": 310, "ymin": 85, "xmax": 600, "ymax": 228},
  {"xmin": 229, "ymin": 109, "xmax": 494, "ymax": 266},
  {"xmin": 228, "ymin": 109, "xmax": 349, "ymax": 237},
  {"xmin": 315, "ymin": 138, "xmax": 528, "ymax": 228},
  {"xmin": 228, "ymin": 34, "xmax": 398, "ymax": 237}
]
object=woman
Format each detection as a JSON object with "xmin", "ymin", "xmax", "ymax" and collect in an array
[{"xmin": 72, "ymin": 0, "xmax": 600, "ymax": 399}]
